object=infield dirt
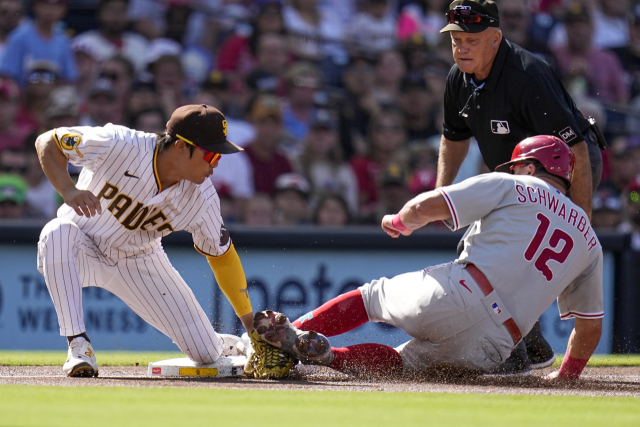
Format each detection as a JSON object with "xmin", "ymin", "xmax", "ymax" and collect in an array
[{"xmin": 1, "ymin": 365, "xmax": 639, "ymax": 397}]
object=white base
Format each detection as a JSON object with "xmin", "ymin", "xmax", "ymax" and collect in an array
[{"xmin": 148, "ymin": 355, "xmax": 247, "ymax": 378}]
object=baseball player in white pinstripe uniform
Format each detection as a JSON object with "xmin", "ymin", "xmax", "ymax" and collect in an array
[
  {"xmin": 35, "ymin": 104, "xmax": 294, "ymax": 378},
  {"xmin": 253, "ymin": 136, "xmax": 603, "ymax": 381}
]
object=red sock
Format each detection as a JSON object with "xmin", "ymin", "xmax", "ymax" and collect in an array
[
  {"xmin": 329, "ymin": 344, "xmax": 403, "ymax": 375},
  {"xmin": 292, "ymin": 290, "xmax": 368, "ymax": 336}
]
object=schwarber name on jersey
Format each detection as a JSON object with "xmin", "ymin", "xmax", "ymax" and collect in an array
[
  {"xmin": 53, "ymin": 124, "xmax": 229, "ymax": 259},
  {"xmin": 436, "ymin": 173, "xmax": 603, "ymax": 336}
]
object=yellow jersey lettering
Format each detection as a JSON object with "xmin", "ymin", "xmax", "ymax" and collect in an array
[
  {"xmin": 96, "ymin": 182, "xmax": 118, "ymax": 201},
  {"xmin": 140, "ymin": 210, "xmax": 167, "ymax": 231},
  {"xmin": 121, "ymin": 202, "xmax": 150, "ymax": 230},
  {"xmin": 108, "ymin": 194, "xmax": 133, "ymax": 219}
]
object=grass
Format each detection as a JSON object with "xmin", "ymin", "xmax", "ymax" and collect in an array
[
  {"xmin": 2, "ymin": 351, "xmax": 640, "ymax": 367},
  {"xmin": 0, "ymin": 385, "xmax": 638, "ymax": 427}
]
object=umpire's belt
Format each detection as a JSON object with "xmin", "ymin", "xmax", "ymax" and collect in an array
[{"xmin": 465, "ymin": 263, "xmax": 523, "ymax": 345}]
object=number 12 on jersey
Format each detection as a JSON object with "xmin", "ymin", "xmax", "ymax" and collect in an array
[{"xmin": 524, "ymin": 213, "xmax": 574, "ymax": 281}]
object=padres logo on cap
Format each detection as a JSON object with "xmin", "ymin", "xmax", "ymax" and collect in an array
[
  {"xmin": 222, "ymin": 119, "xmax": 227, "ymax": 136},
  {"xmin": 60, "ymin": 133, "xmax": 84, "ymax": 158}
]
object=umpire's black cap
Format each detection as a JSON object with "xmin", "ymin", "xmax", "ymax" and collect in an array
[
  {"xmin": 166, "ymin": 104, "xmax": 243, "ymax": 154},
  {"xmin": 440, "ymin": 0, "xmax": 500, "ymax": 34}
]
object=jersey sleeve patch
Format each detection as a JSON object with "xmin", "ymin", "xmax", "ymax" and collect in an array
[{"xmin": 59, "ymin": 133, "xmax": 84, "ymax": 158}]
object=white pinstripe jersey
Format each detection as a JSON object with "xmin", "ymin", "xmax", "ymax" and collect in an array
[
  {"xmin": 53, "ymin": 124, "xmax": 230, "ymax": 259},
  {"xmin": 437, "ymin": 173, "xmax": 603, "ymax": 335}
]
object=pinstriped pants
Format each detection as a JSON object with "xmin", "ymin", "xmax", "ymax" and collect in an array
[{"xmin": 37, "ymin": 218, "xmax": 223, "ymax": 364}]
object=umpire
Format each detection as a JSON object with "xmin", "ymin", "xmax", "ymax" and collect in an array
[{"xmin": 437, "ymin": 0, "xmax": 604, "ymax": 374}]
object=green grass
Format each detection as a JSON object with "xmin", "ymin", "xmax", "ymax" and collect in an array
[
  {"xmin": 3, "ymin": 351, "xmax": 640, "ymax": 367},
  {"xmin": 0, "ymin": 385, "xmax": 638, "ymax": 427}
]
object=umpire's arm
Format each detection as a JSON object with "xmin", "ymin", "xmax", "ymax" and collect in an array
[
  {"xmin": 569, "ymin": 141, "xmax": 593, "ymax": 220},
  {"xmin": 435, "ymin": 135, "xmax": 471, "ymax": 188},
  {"xmin": 35, "ymin": 129, "xmax": 102, "ymax": 217}
]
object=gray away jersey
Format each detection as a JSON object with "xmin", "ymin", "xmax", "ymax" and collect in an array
[
  {"xmin": 53, "ymin": 124, "xmax": 230, "ymax": 259},
  {"xmin": 437, "ymin": 173, "xmax": 603, "ymax": 335}
]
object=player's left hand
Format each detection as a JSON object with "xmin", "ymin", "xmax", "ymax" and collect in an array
[
  {"xmin": 542, "ymin": 370, "xmax": 570, "ymax": 383},
  {"xmin": 381, "ymin": 215, "xmax": 413, "ymax": 238}
]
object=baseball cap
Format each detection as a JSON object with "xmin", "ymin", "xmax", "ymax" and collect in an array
[
  {"xmin": 309, "ymin": 109, "xmax": 335, "ymax": 130},
  {"xmin": 286, "ymin": 62, "xmax": 321, "ymax": 88},
  {"xmin": 166, "ymin": 104, "xmax": 242, "ymax": 154},
  {"xmin": 564, "ymin": 2, "xmax": 591, "ymax": 24},
  {"xmin": 0, "ymin": 174, "xmax": 27, "ymax": 204},
  {"xmin": 202, "ymin": 70, "xmax": 229, "ymax": 91},
  {"xmin": 46, "ymin": 86, "xmax": 80, "ymax": 118},
  {"xmin": 250, "ymin": 94, "xmax": 282, "ymax": 121},
  {"xmin": 380, "ymin": 163, "xmax": 408, "ymax": 187},
  {"xmin": 89, "ymin": 78, "xmax": 116, "ymax": 100},
  {"xmin": 440, "ymin": 0, "xmax": 500, "ymax": 34},
  {"xmin": 274, "ymin": 173, "xmax": 311, "ymax": 197}
]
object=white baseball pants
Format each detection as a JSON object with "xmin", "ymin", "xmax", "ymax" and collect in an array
[{"xmin": 37, "ymin": 218, "xmax": 223, "ymax": 364}]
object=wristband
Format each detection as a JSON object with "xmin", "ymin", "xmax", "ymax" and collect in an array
[
  {"xmin": 391, "ymin": 214, "xmax": 408, "ymax": 232},
  {"xmin": 558, "ymin": 355, "xmax": 589, "ymax": 380}
]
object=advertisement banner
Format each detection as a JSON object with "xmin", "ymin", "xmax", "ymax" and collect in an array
[{"xmin": 0, "ymin": 244, "xmax": 614, "ymax": 354}]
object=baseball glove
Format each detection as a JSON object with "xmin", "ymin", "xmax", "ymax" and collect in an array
[{"xmin": 245, "ymin": 330, "xmax": 297, "ymax": 379}]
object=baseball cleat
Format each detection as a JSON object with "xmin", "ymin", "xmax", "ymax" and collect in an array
[
  {"xmin": 524, "ymin": 321, "xmax": 556, "ymax": 369},
  {"xmin": 63, "ymin": 337, "xmax": 99, "ymax": 378},
  {"xmin": 253, "ymin": 310, "xmax": 334, "ymax": 366},
  {"xmin": 486, "ymin": 340, "xmax": 532, "ymax": 376}
]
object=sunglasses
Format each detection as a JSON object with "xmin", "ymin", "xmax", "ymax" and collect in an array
[
  {"xmin": 28, "ymin": 71, "xmax": 56, "ymax": 85},
  {"xmin": 446, "ymin": 9, "xmax": 494, "ymax": 24},
  {"xmin": 177, "ymin": 134, "xmax": 221, "ymax": 165}
]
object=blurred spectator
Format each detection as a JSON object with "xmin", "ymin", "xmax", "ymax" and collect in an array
[
  {"xmin": 99, "ymin": 55, "xmax": 134, "ymax": 115},
  {"xmin": 397, "ymin": 73, "xmax": 438, "ymax": 143},
  {"xmin": 283, "ymin": 0, "xmax": 347, "ymax": 85},
  {"xmin": 373, "ymin": 49, "xmax": 406, "ymax": 106},
  {"xmin": 217, "ymin": 1, "xmax": 285, "ymax": 80},
  {"xmin": 0, "ymin": 0, "xmax": 77, "ymax": 87},
  {"xmin": 244, "ymin": 94, "xmax": 293, "ymax": 196},
  {"xmin": 124, "ymin": 72, "xmax": 159, "ymax": 125},
  {"xmin": 73, "ymin": 0, "xmax": 148, "ymax": 73},
  {"xmin": 611, "ymin": 5, "xmax": 640, "ymax": 101},
  {"xmin": 422, "ymin": 54, "xmax": 451, "ymax": 106},
  {"xmin": 593, "ymin": 0, "xmax": 630, "ymax": 49},
  {"xmin": 499, "ymin": 0, "xmax": 558, "ymax": 69},
  {"xmin": 0, "ymin": 77, "xmax": 31, "ymax": 153},
  {"xmin": 406, "ymin": 141, "xmax": 437, "ymax": 195},
  {"xmin": 282, "ymin": 61, "xmax": 321, "ymax": 143},
  {"xmin": 591, "ymin": 187, "xmax": 623, "ymax": 229},
  {"xmin": 396, "ymin": 0, "xmax": 448, "ymax": 48},
  {"xmin": 79, "ymin": 78, "xmax": 117, "ymax": 126},
  {"xmin": 350, "ymin": 107, "xmax": 406, "ymax": 217},
  {"xmin": 360, "ymin": 161, "xmax": 411, "ymax": 224},
  {"xmin": 340, "ymin": 56, "xmax": 379, "ymax": 148},
  {"xmin": 0, "ymin": 0, "xmax": 24, "ymax": 61},
  {"xmin": 45, "ymin": 85, "xmax": 80, "ymax": 128},
  {"xmin": 216, "ymin": 183, "xmax": 238, "ymax": 224},
  {"xmin": 273, "ymin": 172, "xmax": 311, "ymax": 225},
  {"xmin": 244, "ymin": 33, "xmax": 289, "ymax": 97},
  {"xmin": 313, "ymin": 193, "xmax": 350, "ymax": 226},
  {"xmin": 0, "ymin": 173, "xmax": 28, "ymax": 219},
  {"xmin": 71, "ymin": 38, "xmax": 100, "ymax": 102},
  {"xmin": 399, "ymin": 33, "xmax": 430, "ymax": 77},
  {"xmin": 618, "ymin": 175, "xmax": 640, "ymax": 251},
  {"xmin": 241, "ymin": 193, "xmax": 275, "ymax": 226},
  {"xmin": 552, "ymin": 2, "xmax": 629, "ymax": 105},
  {"xmin": 18, "ymin": 134, "xmax": 59, "ymax": 218},
  {"xmin": 293, "ymin": 109, "xmax": 358, "ymax": 215},
  {"xmin": 149, "ymin": 54, "xmax": 188, "ymax": 119},
  {"xmin": 345, "ymin": 0, "xmax": 396, "ymax": 56},
  {"xmin": 131, "ymin": 108, "xmax": 166, "ymax": 134},
  {"xmin": 600, "ymin": 135, "xmax": 640, "ymax": 197},
  {"xmin": 17, "ymin": 63, "xmax": 60, "ymax": 130}
]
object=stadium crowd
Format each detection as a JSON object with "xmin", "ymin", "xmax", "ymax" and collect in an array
[{"xmin": 0, "ymin": 0, "xmax": 637, "ymax": 244}]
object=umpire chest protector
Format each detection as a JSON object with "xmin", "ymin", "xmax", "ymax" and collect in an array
[{"xmin": 442, "ymin": 38, "xmax": 592, "ymax": 171}]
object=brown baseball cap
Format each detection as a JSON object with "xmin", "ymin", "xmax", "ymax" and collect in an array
[{"xmin": 166, "ymin": 104, "xmax": 242, "ymax": 154}]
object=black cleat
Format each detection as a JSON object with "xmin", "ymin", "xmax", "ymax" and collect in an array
[
  {"xmin": 524, "ymin": 321, "xmax": 556, "ymax": 369},
  {"xmin": 487, "ymin": 340, "xmax": 533, "ymax": 376}
]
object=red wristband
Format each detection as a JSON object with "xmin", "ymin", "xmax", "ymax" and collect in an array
[
  {"xmin": 558, "ymin": 355, "xmax": 589, "ymax": 380},
  {"xmin": 391, "ymin": 214, "xmax": 408, "ymax": 232}
]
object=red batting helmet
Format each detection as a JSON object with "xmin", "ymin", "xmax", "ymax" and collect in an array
[{"xmin": 495, "ymin": 135, "xmax": 576, "ymax": 187}]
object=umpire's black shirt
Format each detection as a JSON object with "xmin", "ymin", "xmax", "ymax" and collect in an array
[{"xmin": 443, "ymin": 38, "xmax": 593, "ymax": 171}]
